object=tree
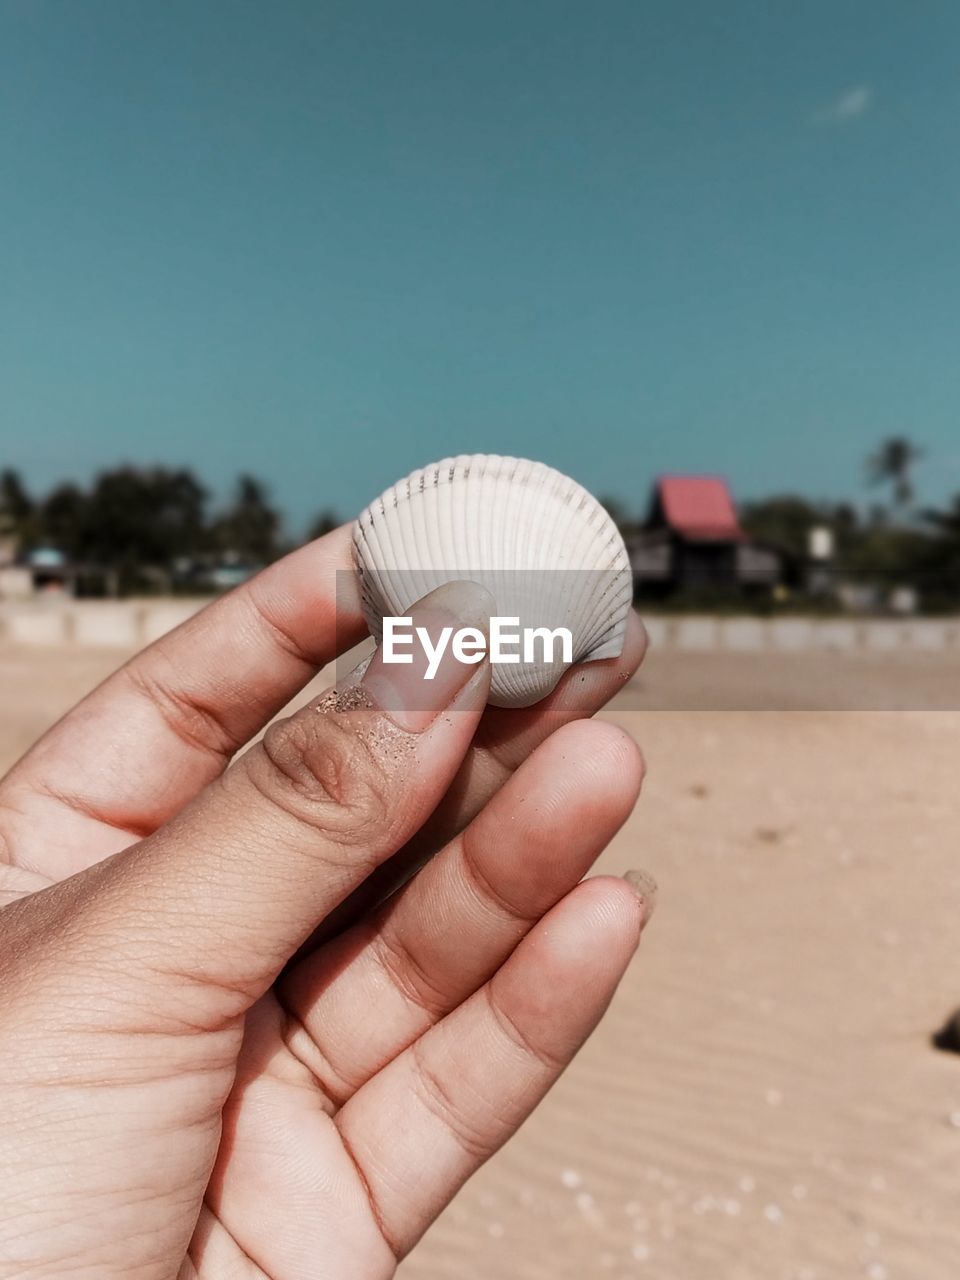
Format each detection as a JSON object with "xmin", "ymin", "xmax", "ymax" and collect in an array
[
  {"xmin": 922, "ymin": 494, "xmax": 960, "ymax": 539},
  {"xmin": 866, "ymin": 437, "xmax": 923, "ymax": 512},
  {"xmin": 306, "ymin": 509, "xmax": 341, "ymax": 542},
  {"xmin": 843, "ymin": 523, "xmax": 932, "ymax": 588},
  {"xmin": 740, "ymin": 495, "xmax": 863, "ymax": 563},
  {"xmin": 212, "ymin": 475, "xmax": 281, "ymax": 563},
  {"xmin": 0, "ymin": 468, "xmax": 38, "ymax": 549},
  {"xmin": 34, "ymin": 467, "xmax": 210, "ymax": 591},
  {"xmin": 79, "ymin": 468, "xmax": 208, "ymax": 568},
  {"xmin": 40, "ymin": 483, "xmax": 88, "ymax": 559},
  {"xmin": 917, "ymin": 495, "xmax": 960, "ymax": 603},
  {"xmin": 0, "ymin": 469, "xmax": 33, "ymax": 526},
  {"xmin": 741, "ymin": 495, "xmax": 825, "ymax": 560}
]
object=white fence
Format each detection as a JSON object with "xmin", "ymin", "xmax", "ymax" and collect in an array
[
  {"xmin": 1, "ymin": 600, "xmax": 959, "ymax": 654},
  {"xmin": 0, "ymin": 599, "xmax": 204, "ymax": 648},
  {"xmin": 642, "ymin": 615, "xmax": 960, "ymax": 654}
]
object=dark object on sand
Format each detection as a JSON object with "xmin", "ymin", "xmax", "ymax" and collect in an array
[{"xmin": 932, "ymin": 1009, "xmax": 960, "ymax": 1054}]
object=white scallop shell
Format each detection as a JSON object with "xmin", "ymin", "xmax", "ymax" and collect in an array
[{"xmin": 352, "ymin": 454, "xmax": 633, "ymax": 708}]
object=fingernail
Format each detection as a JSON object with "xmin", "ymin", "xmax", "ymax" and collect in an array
[
  {"xmin": 361, "ymin": 580, "xmax": 494, "ymax": 732},
  {"xmin": 624, "ymin": 868, "xmax": 658, "ymax": 931}
]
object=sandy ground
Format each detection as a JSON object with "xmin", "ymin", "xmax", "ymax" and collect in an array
[{"xmin": 2, "ymin": 643, "xmax": 960, "ymax": 1280}]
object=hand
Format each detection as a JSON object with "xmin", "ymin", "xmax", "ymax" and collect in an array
[{"xmin": 0, "ymin": 527, "xmax": 651, "ymax": 1280}]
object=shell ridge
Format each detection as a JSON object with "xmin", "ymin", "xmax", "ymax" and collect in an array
[{"xmin": 353, "ymin": 453, "xmax": 632, "ymax": 707}]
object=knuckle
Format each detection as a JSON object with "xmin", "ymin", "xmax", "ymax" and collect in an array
[
  {"xmin": 485, "ymin": 984, "xmax": 566, "ymax": 1073},
  {"xmin": 125, "ymin": 655, "xmax": 235, "ymax": 763},
  {"xmin": 410, "ymin": 1038, "xmax": 491, "ymax": 1161},
  {"xmin": 250, "ymin": 710, "xmax": 393, "ymax": 847},
  {"xmin": 459, "ymin": 825, "xmax": 533, "ymax": 927},
  {"xmin": 374, "ymin": 928, "xmax": 451, "ymax": 1021}
]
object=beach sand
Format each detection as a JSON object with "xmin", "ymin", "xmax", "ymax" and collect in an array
[{"xmin": 2, "ymin": 642, "xmax": 959, "ymax": 1279}]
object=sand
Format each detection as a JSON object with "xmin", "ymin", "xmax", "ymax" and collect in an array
[{"xmin": 2, "ymin": 642, "xmax": 959, "ymax": 1280}]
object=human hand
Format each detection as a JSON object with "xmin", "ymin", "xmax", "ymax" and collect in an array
[{"xmin": 0, "ymin": 526, "xmax": 651, "ymax": 1279}]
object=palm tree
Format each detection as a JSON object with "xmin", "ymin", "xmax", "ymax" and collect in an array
[{"xmin": 866, "ymin": 437, "xmax": 923, "ymax": 512}]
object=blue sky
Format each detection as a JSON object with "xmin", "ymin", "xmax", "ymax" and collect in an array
[{"xmin": 2, "ymin": 0, "xmax": 958, "ymax": 532}]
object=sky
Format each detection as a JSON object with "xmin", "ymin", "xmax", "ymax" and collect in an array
[{"xmin": 1, "ymin": 0, "xmax": 959, "ymax": 533}]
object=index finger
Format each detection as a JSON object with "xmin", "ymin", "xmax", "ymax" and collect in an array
[{"xmin": 0, "ymin": 525, "xmax": 365, "ymax": 879}]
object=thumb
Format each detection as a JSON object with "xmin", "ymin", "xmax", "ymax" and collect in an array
[{"xmin": 63, "ymin": 581, "xmax": 493, "ymax": 1026}]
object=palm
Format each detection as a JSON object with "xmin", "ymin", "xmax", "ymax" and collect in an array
[
  {"xmin": 0, "ymin": 531, "xmax": 647, "ymax": 1279},
  {"xmin": 190, "ymin": 993, "xmax": 397, "ymax": 1279}
]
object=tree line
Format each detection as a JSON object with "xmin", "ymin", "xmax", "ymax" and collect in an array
[
  {"xmin": 0, "ymin": 467, "xmax": 340, "ymax": 594},
  {"xmin": 745, "ymin": 438, "xmax": 960, "ymax": 605},
  {"xmin": 2, "ymin": 438, "xmax": 959, "ymax": 604}
]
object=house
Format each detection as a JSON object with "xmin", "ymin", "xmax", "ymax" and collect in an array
[{"xmin": 628, "ymin": 475, "xmax": 780, "ymax": 598}]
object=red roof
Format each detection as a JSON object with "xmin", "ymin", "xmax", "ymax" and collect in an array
[{"xmin": 656, "ymin": 475, "xmax": 744, "ymax": 541}]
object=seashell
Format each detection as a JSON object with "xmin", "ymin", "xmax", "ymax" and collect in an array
[{"xmin": 352, "ymin": 454, "xmax": 633, "ymax": 708}]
